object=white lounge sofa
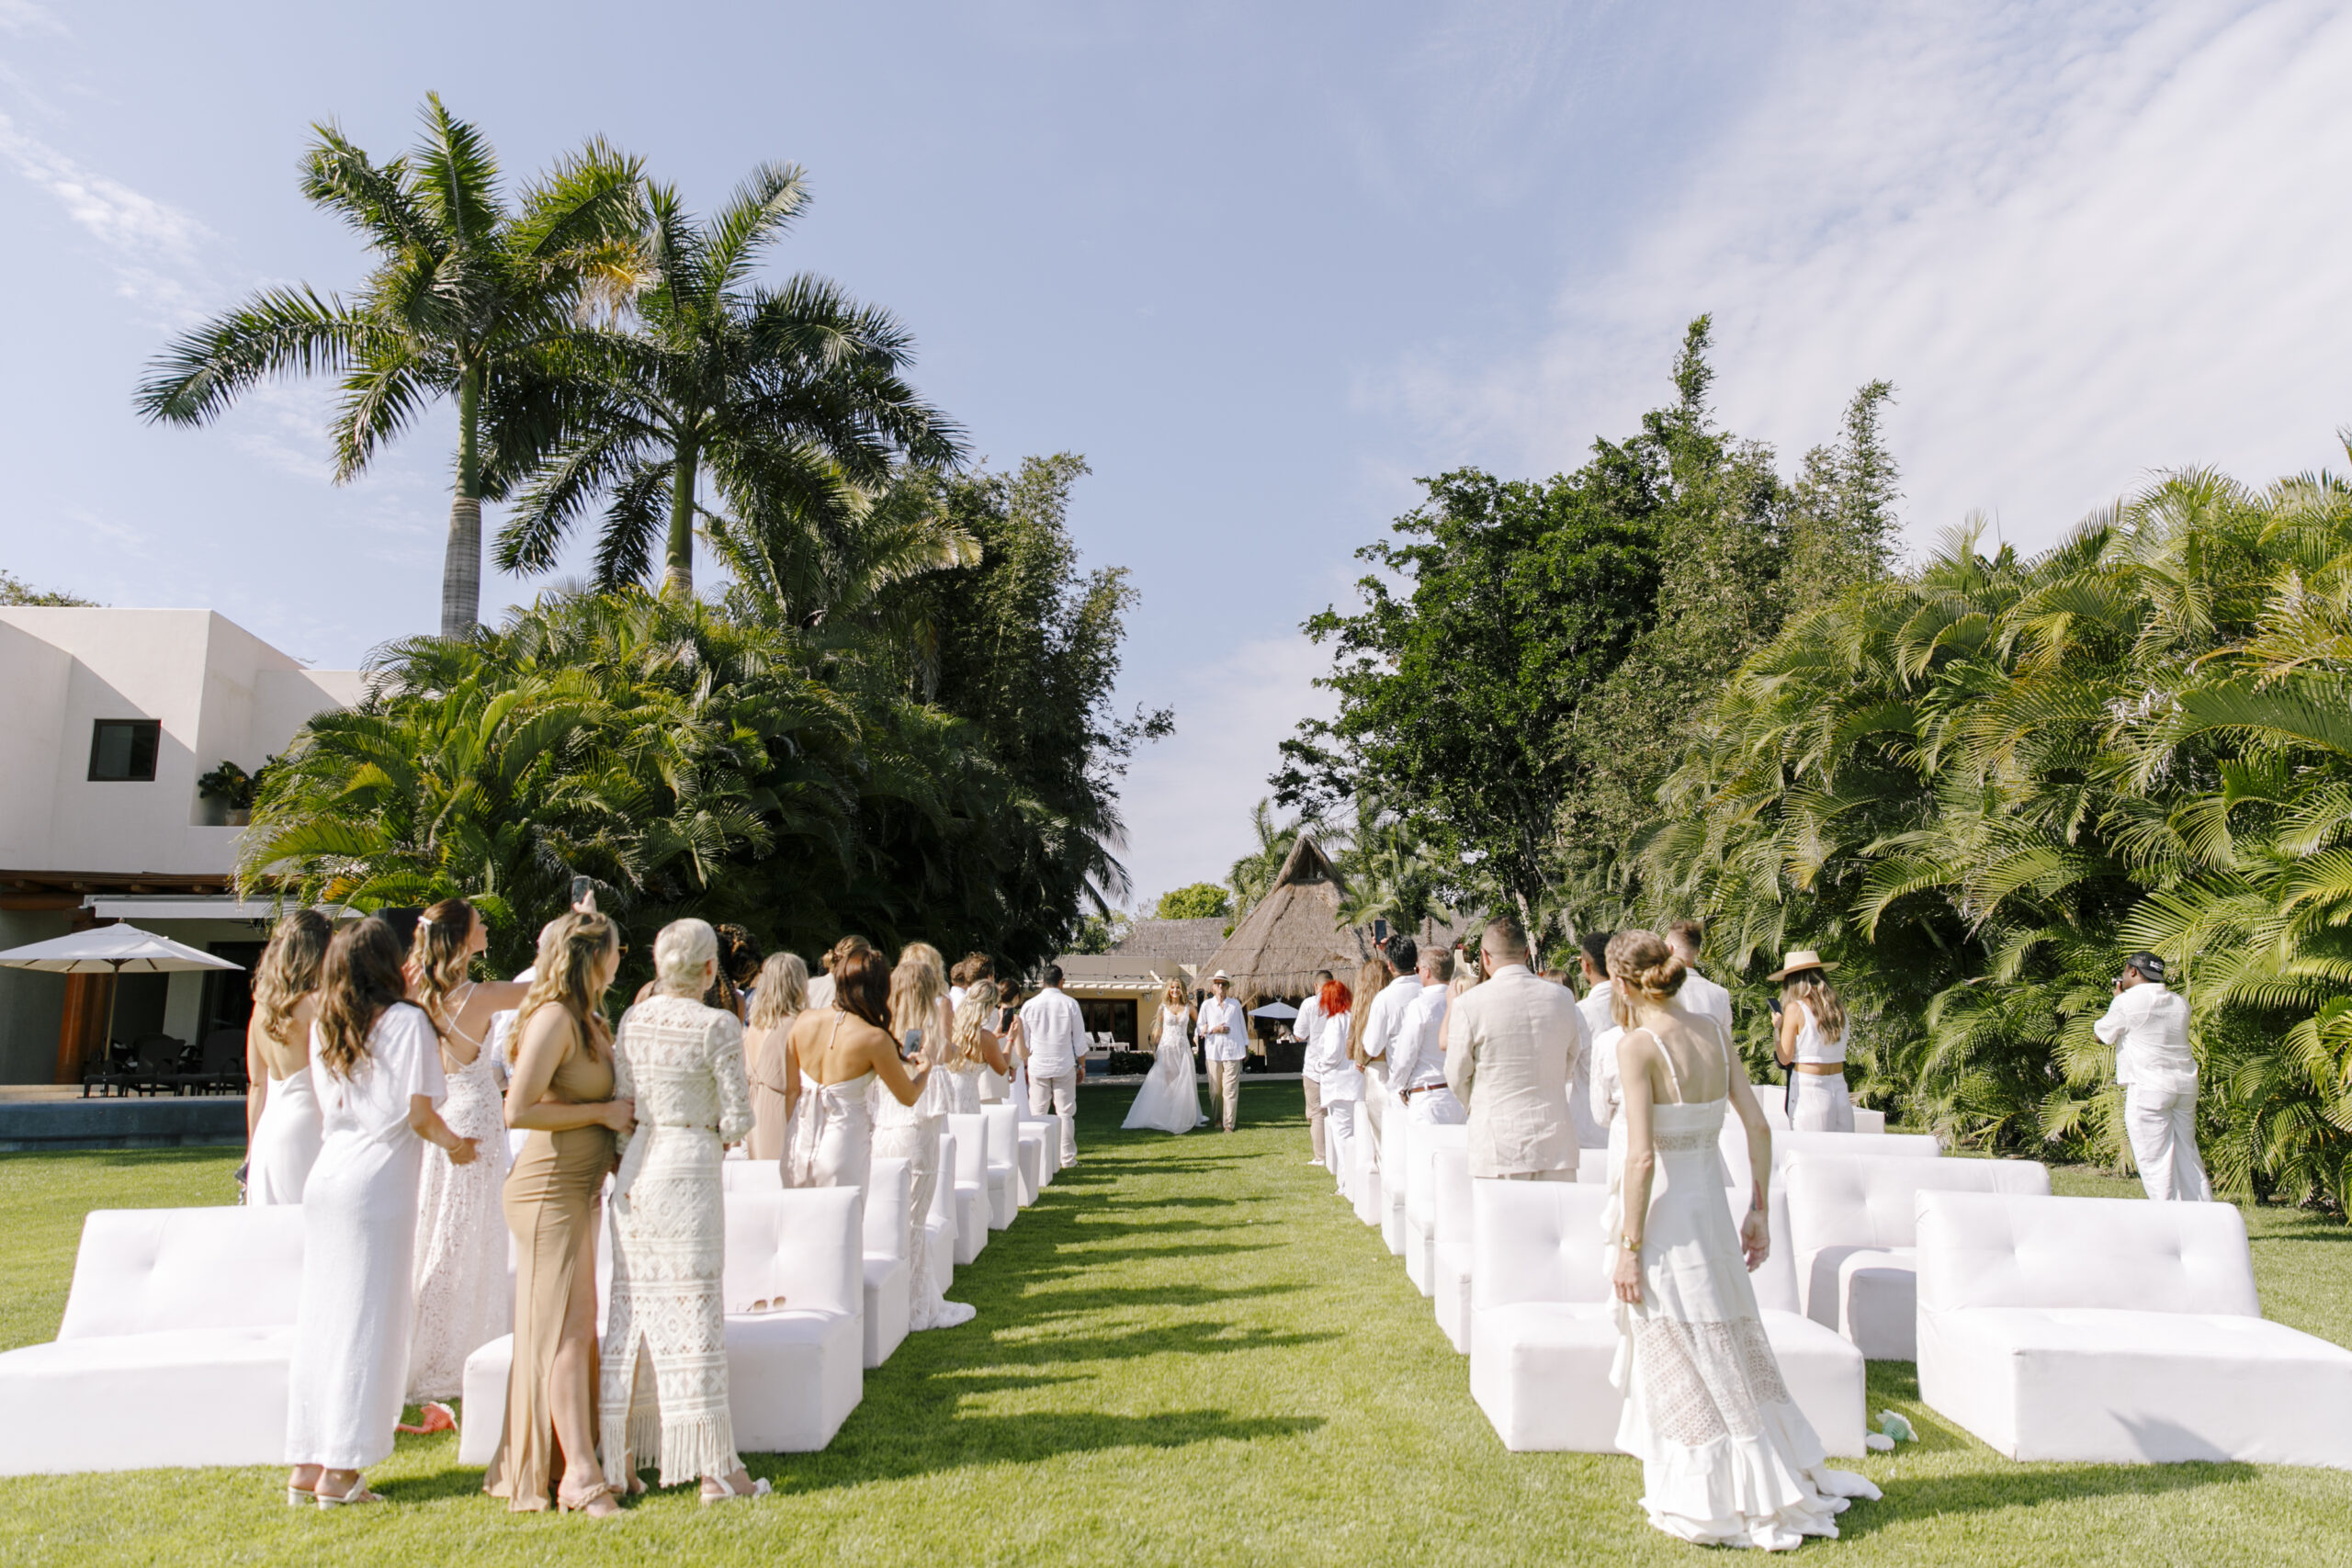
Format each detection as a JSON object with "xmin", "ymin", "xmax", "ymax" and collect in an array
[
  {"xmin": 1350, "ymin": 1121, "xmax": 1384, "ymax": 1228},
  {"xmin": 718, "ymin": 1157, "xmax": 911, "ymax": 1370},
  {"xmin": 1430, "ymin": 1142, "xmax": 1476, "ymax": 1353},
  {"xmin": 943, "ymin": 1115, "xmax": 995, "ymax": 1265},
  {"xmin": 460, "ymin": 1185, "xmax": 865, "ymax": 1462},
  {"xmin": 977, "ymin": 1106, "xmax": 1021, "ymax": 1230},
  {"xmin": 1784, "ymin": 1154, "xmax": 2047, "ymax": 1358},
  {"xmin": 1381, "ymin": 1111, "xmax": 1409, "ymax": 1257},
  {"xmin": 1405, "ymin": 1124, "xmax": 1467, "ymax": 1296},
  {"xmin": 1467, "ymin": 1178, "xmax": 1865, "ymax": 1456},
  {"xmin": 1717, "ymin": 1126, "xmax": 1937, "ymax": 1185},
  {"xmin": 990, "ymin": 1102, "xmax": 1043, "ymax": 1205},
  {"xmin": 1917, "ymin": 1190, "xmax": 2352, "ymax": 1468},
  {"xmin": 928, "ymin": 1132, "xmax": 959, "ymax": 1285},
  {"xmin": 0, "ymin": 1205, "xmax": 305, "ymax": 1474}
]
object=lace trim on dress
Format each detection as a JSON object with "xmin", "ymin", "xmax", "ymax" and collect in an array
[
  {"xmin": 1650, "ymin": 1125, "xmax": 1719, "ymax": 1154},
  {"xmin": 1630, "ymin": 1316, "xmax": 1793, "ymax": 1447}
]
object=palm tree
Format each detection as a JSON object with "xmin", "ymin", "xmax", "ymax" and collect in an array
[
  {"xmin": 493, "ymin": 163, "xmax": 965, "ymax": 600},
  {"xmin": 137, "ymin": 95, "xmax": 644, "ymax": 637}
]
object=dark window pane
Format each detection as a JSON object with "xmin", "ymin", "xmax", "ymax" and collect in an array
[{"xmin": 88, "ymin": 719, "xmax": 160, "ymax": 782}]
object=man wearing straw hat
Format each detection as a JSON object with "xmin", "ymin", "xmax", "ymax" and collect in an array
[
  {"xmin": 2093, "ymin": 952, "xmax": 2211, "ymax": 1202},
  {"xmin": 1197, "ymin": 972, "xmax": 1250, "ymax": 1133}
]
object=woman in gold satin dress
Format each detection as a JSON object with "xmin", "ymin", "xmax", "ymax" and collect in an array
[{"xmin": 484, "ymin": 912, "xmax": 635, "ymax": 1516}]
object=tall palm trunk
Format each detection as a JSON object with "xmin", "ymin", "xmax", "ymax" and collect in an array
[
  {"xmin": 662, "ymin": 430, "xmax": 700, "ymax": 600},
  {"xmin": 440, "ymin": 367, "xmax": 484, "ymax": 638}
]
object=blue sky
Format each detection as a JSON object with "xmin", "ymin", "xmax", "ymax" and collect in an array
[{"xmin": 4, "ymin": 1, "xmax": 2349, "ymax": 904}]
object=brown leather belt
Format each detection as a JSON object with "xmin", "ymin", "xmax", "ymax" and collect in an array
[{"xmin": 1397, "ymin": 1083, "xmax": 1450, "ymax": 1100}]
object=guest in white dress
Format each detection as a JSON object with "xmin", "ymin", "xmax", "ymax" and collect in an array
[
  {"xmin": 1768, "ymin": 951, "xmax": 1853, "ymax": 1133},
  {"xmin": 284, "ymin": 915, "xmax": 477, "ymax": 1507},
  {"xmin": 787, "ymin": 948, "xmax": 931, "ymax": 1191},
  {"xmin": 1123, "ymin": 980, "xmax": 1204, "ymax": 1134},
  {"xmin": 1606, "ymin": 930, "xmax": 1879, "ymax": 1548},
  {"xmin": 601, "ymin": 919, "xmax": 765, "ymax": 1503},
  {"xmin": 944, "ymin": 979, "xmax": 1012, "ymax": 1113},
  {"xmin": 1323, "ymin": 963, "xmax": 1380, "ymax": 1185},
  {"xmin": 403, "ymin": 897, "xmax": 526, "ymax": 1402},
  {"xmin": 743, "ymin": 953, "xmax": 808, "ymax": 1165},
  {"xmin": 878, "ymin": 942, "xmax": 974, "ymax": 1331},
  {"xmin": 243, "ymin": 909, "xmax": 332, "ymax": 1206}
]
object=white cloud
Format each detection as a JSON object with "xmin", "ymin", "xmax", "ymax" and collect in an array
[
  {"xmin": 0, "ymin": 109, "xmax": 211, "ymax": 319},
  {"xmin": 1113, "ymin": 631, "xmax": 1337, "ymax": 910},
  {"xmin": 1374, "ymin": 0, "xmax": 2352, "ymax": 556},
  {"xmin": 0, "ymin": 1, "xmax": 64, "ymax": 38}
]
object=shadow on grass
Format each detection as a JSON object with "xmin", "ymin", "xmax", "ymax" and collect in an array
[
  {"xmin": 1841, "ymin": 1462, "xmax": 2260, "ymax": 1539},
  {"xmin": 778, "ymin": 1409, "xmax": 1325, "ymax": 1493}
]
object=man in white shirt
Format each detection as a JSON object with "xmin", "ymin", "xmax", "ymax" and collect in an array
[
  {"xmin": 1019, "ymin": 964, "xmax": 1085, "ymax": 1165},
  {"xmin": 1294, "ymin": 972, "xmax": 1330, "ymax": 1165},
  {"xmin": 1573, "ymin": 930, "xmax": 1618, "ymax": 1135},
  {"xmin": 1359, "ymin": 933, "xmax": 1423, "ymax": 1140},
  {"xmin": 1196, "ymin": 973, "xmax": 1251, "ymax": 1133},
  {"xmin": 2092, "ymin": 952, "xmax": 2209, "ymax": 1201},
  {"xmin": 1391, "ymin": 947, "xmax": 1466, "ymax": 1125},
  {"xmin": 1665, "ymin": 919, "xmax": 1735, "ymax": 1041},
  {"xmin": 1445, "ymin": 914, "xmax": 1584, "ymax": 1179}
]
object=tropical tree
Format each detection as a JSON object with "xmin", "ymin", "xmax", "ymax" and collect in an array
[
  {"xmin": 1154, "ymin": 884, "xmax": 1232, "ymax": 920},
  {"xmin": 494, "ymin": 164, "xmax": 964, "ymax": 600},
  {"xmin": 136, "ymin": 96, "xmax": 645, "ymax": 637}
]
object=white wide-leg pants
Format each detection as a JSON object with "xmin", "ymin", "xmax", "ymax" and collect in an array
[{"xmin": 2126, "ymin": 1086, "xmax": 2211, "ymax": 1201}]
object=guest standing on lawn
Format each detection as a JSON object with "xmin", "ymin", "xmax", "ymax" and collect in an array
[
  {"xmin": 1295, "ymin": 973, "xmax": 1330, "ymax": 1164},
  {"xmin": 486, "ymin": 912, "xmax": 632, "ymax": 1517},
  {"xmin": 1358, "ymin": 933, "xmax": 1423, "ymax": 1141},
  {"xmin": 743, "ymin": 953, "xmax": 808, "ymax": 1164},
  {"xmin": 405, "ymin": 897, "xmax": 526, "ymax": 1404},
  {"xmin": 1607, "ymin": 928, "xmax": 1879, "ymax": 1546},
  {"xmin": 1195, "ymin": 972, "xmax": 1250, "ymax": 1133},
  {"xmin": 789, "ymin": 947, "xmax": 928, "ymax": 1190},
  {"xmin": 1768, "ymin": 950, "xmax": 1853, "ymax": 1133},
  {"xmin": 601, "ymin": 919, "xmax": 768, "ymax": 1503},
  {"xmin": 2093, "ymin": 951, "xmax": 2211, "ymax": 1202},
  {"xmin": 943, "ymin": 979, "xmax": 1012, "ymax": 1113},
  {"xmin": 1444, "ymin": 915, "xmax": 1581, "ymax": 1182},
  {"xmin": 877, "ymin": 942, "xmax": 971, "ymax": 1331},
  {"xmin": 1391, "ymin": 946, "xmax": 1467, "ymax": 1127},
  {"xmin": 284, "ymin": 916, "xmax": 475, "ymax": 1508},
  {"xmin": 1020, "ymin": 965, "xmax": 1086, "ymax": 1164},
  {"xmin": 244, "ymin": 908, "xmax": 332, "ymax": 1206}
]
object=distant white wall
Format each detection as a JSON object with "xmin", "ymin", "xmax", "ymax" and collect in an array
[{"xmin": 0, "ymin": 608, "xmax": 359, "ymax": 878}]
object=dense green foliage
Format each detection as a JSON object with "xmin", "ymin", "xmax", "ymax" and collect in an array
[
  {"xmin": 242, "ymin": 457, "xmax": 1153, "ymax": 978},
  {"xmin": 1155, "ymin": 884, "xmax": 1232, "ymax": 920}
]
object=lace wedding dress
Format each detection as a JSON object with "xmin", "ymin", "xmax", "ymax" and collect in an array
[
  {"xmin": 1606, "ymin": 1022, "xmax": 1881, "ymax": 1549},
  {"xmin": 1123, "ymin": 1010, "xmax": 1202, "ymax": 1134},
  {"xmin": 406, "ymin": 1030, "xmax": 513, "ymax": 1400},
  {"xmin": 600, "ymin": 994, "xmax": 754, "ymax": 1488}
]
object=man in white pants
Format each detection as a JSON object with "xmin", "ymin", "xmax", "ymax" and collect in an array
[
  {"xmin": 1197, "ymin": 973, "xmax": 1250, "ymax": 1133},
  {"xmin": 1020, "ymin": 964, "xmax": 1085, "ymax": 1166},
  {"xmin": 2092, "ymin": 951, "xmax": 2210, "ymax": 1201},
  {"xmin": 1359, "ymin": 933, "xmax": 1424, "ymax": 1141},
  {"xmin": 1391, "ymin": 947, "xmax": 1467, "ymax": 1125},
  {"xmin": 1294, "ymin": 974, "xmax": 1330, "ymax": 1164}
]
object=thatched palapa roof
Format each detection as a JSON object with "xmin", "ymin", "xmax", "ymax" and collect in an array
[{"xmin": 1194, "ymin": 833, "xmax": 1374, "ymax": 998}]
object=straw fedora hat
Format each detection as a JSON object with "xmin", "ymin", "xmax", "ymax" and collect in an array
[{"xmin": 1765, "ymin": 948, "xmax": 1838, "ymax": 983}]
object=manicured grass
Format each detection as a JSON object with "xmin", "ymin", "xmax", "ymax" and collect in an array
[{"xmin": 0, "ymin": 1088, "xmax": 2346, "ymax": 1564}]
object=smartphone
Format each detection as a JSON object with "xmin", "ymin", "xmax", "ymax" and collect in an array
[
  {"xmin": 1767, "ymin": 998, "xmax": 1782, "ymax": 1016},
  {"xmin": 570, "ymin": 874, "xmax": 595, "ymax": 910}
]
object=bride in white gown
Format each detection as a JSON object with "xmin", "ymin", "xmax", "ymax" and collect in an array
[
  {"xmin": 1604, "ymin": 930, "xmax": 1880, "ymax": 1551},
  {"xmin": 1124, "ymin": 981, "xmax": 1204, "ymax": 1134}
]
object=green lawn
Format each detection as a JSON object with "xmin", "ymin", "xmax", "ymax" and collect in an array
[{"xmin": 1, "ymin": 1086, "xmax": 2347, "ymax": 1564}]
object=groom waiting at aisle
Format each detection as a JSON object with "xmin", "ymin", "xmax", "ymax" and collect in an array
[
  {"xmin": 1196, "ymin": 973, "xmax": 1250, "ymax": 1134},
  {"xmin": 1020, "ymin": 966, "xmax": 1085, "ymax": 1166},
  {"xmin": 1445, "ymin": 914, "xmax": 1583, "ymax": 1180}
]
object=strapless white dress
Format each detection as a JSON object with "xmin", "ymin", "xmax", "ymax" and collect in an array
[
  {"xmin": 246, "ymin": 1066, "xmax": 322, "ymax": 1204},
  {"xmin": 794, "ymin": 1070, "xmax": 876, "ymax": 1190}
]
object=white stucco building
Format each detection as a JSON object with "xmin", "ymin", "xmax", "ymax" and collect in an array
[{"xmin": 0, "ymin": 608, "xmax": 361, "ymax": 1084}]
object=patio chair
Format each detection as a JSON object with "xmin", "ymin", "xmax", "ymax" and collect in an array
[
  {"xmin": 180, "ymin": 1030, "xmax": 247, "ymax": 1095},
  {"xmin": 79, "ymin": 1041, "xmax": 140, "ymax": 1099},
  {"xmin": 130, "ymin": 1035, "xmax": 183, "ymax": 1097}
]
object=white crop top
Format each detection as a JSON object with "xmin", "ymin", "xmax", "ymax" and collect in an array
[{"xmin": 1792, "ymin": 1001, "xmax": 1846, "ymax": 1066}]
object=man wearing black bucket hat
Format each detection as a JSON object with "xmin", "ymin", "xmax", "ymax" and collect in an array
[{"xmin": 2092, "ymin": 952, "xmax": 2211, "ymax": 1201}]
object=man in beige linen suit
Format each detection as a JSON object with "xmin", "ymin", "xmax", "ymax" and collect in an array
[{"xmin": 1444, "ymin": 913, "xmax": 1584, "ymax": 1180}]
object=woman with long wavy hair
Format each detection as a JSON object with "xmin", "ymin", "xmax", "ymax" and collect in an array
[
  {"xmin": 876, "ymin": 942, "xmax": 972, "ymax": 1330},
  {"xmin": 485, "ymin": 911, "xmax": 634, "ymax": 1517},
  {"xmin": 1770, "ymin": 952, "xmax": 1853, "ymax": 1133},
  {"xmin": 244, "ymin": 908, "xmax": 333, "ymax": 1205},
  {"xmin": 944, "ymin": 978, "xmax": 1012, "ymax": 1114},
  {"xmin": 283, "ymin": 916, "xmax": 476, "ymax": 1507},
  {"xmin": 743, "ymin": 952, "xmax": 808, "ymax": 1164},
  {"xmin": 786, "ymin": 948, "xmax": 930, "ymax": 1189},
  {"xmin": 404, "ymin": 897, "xmax": 529, "ymax": 1402}
]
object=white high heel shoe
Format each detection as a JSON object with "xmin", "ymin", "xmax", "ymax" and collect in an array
[{"xmin": 700, "ymin": 1472, "xmax": 772, "ymax": 1505}]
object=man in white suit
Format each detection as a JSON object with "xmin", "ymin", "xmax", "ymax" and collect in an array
[
  {"xmin": 1444, "ymin": 914, "xmax": 1585, "ymax": 1180},
  {"xmin": 1020, "ymin": 964, "xmax": 1085, "ymax": 1165}
]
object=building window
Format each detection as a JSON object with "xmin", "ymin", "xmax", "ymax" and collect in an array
[{"xmin": 88, "ymin": 719, "xmax": 161, "ymax": 782}]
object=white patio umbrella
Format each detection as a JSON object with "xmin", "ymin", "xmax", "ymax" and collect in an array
[
  {"xmin": 1249, "ymin": 1001, "xmax": 1300, "ymax": 1020},
  {"xmin": 0, "ymin": 924, "xmax": 243, "ymax": 1076}
]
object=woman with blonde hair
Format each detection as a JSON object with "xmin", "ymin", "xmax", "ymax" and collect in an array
[
  {"xmin": 405, "ymin": 897, "xmax": 529, "ymax": 1402},
  {"xmin": 283, "ymin": 916, "xmax": 476, "ymax": 1507},
  {"xmin": 1123, "ymin": 978, "xmax": 1203, "ymax": 1134},
  {"xmin": 485, "ymin": 911, "xmax": 633, "ymax": 1517},
  {"xmin": 944, "ymin": 978, "xmax": 1012, "ymax": 1114},
  {"xmin": 876, "ymin": 942, "xmax": 972, "ymax": 1330},
  {"xmin": 1604, "ymin": 929, "xmax": 1878, "ymax": 1547},
  {"xmin": 244, "ymin": 908, "xmax": 333, "ymax": 1205},
  {"xmin": 1769, "ymin": 951, "xmax": 1852, "ymax": 1133},
  {"xmin": 601, "ymin": 919, "xmax": 764, "ymax": 1504},
  {"xmin": 743, "ymin": 952, "xmax": 808, "ymax": 1163}
]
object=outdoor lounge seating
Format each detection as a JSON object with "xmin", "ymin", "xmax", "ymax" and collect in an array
[
  {"xmin": 1381, "ymin": 1111, "xmax": 1408, "ymax": 1256},
  {"xmin": 1466, "ymin": 1179, "xmax": 1866, "ymax": 1456},
  {"xmin": 460, "ymin": 1185, "xmax": 865, "ymax": 1462},
  {"xmin": 1784, "ymin": 1154, "xmax": 2049, "ymax": 1358},
  {"xmin": 978, "ymin": 1104, "xmax": 1022, "ymax": 1228},
  {"xmin": 1717, "ymin": 1126, "xmax": 1938, "ymax": 1184},
  {"xmin": 723, "ymin": 1156, "xmax": 910, "ymax": 1369},
  {"xmin": 1404, "ymin": 1122, "xmax": 1467, "ymax": 1296},
  {"xmin": 1430, "ymin": 1141, "xmax": 1476, "ymax": 1354},
  {"xmin": 0, "ymin": 1205, "xmax": 305, "ymax": 1474},
  {"xmin": 944, "ymin": 1116, "xmax": 993, "ymax": 1266},
  {"xmin": 1916, "ymin": 1190, "xmax": 2352, "ymax": 1468}
]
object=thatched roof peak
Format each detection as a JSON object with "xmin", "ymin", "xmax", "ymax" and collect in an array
[{"xmin": 1272, "ymin": 831, "xmax": 1343, "ymax": 891}]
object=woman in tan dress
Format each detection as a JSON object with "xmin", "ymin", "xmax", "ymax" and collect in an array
[
  {"xmin": 742, "ymin": 953, "xmax": 808, "ymax": 1164},
  {"xmin": 484, "ymin": 911, "xmax": 634, "ymax": 1517}
]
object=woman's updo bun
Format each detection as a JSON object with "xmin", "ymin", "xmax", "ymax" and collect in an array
[{"xmin": 1605, "ymin": 929, "xmax": 1688, "ymax": 1029}]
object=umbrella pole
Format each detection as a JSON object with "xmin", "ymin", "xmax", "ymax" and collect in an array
[{"xmin": 102, "ymin": 960, "xmax": 123, "ymax": 1097}]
